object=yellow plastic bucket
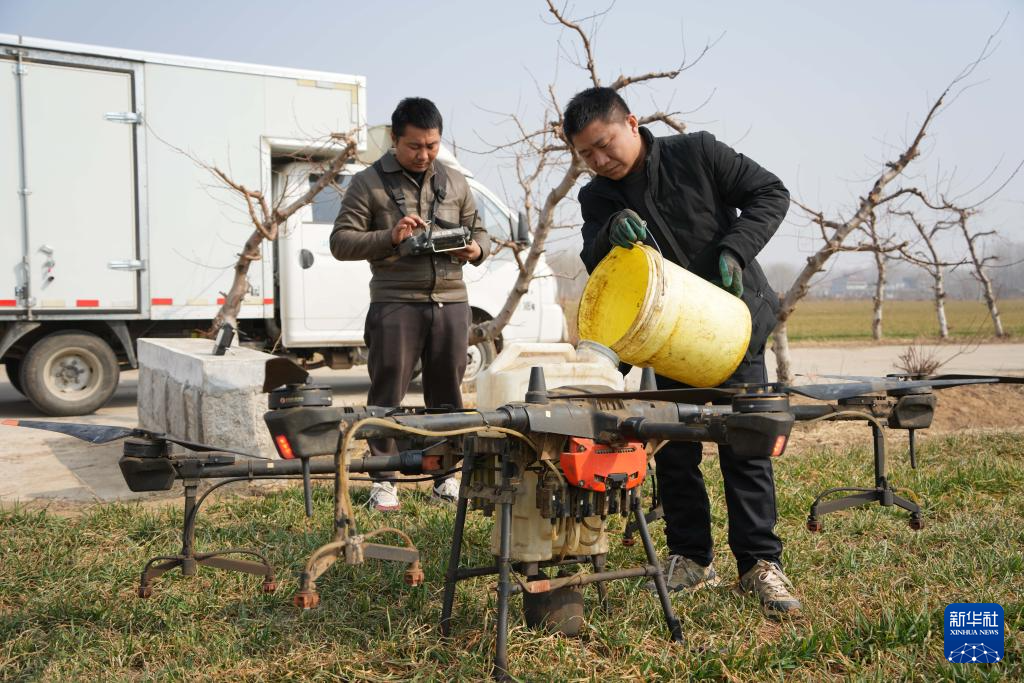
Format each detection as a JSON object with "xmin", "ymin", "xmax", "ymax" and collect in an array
[{"xmin": 577, "ymin": 245, "xmax": 751, "ymax": 387}]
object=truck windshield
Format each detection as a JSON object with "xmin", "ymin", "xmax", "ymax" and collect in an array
[
  {"xmin": 309, "ymin": 174, "xmax": 353, "ymax": 224},
  {"xmin": 472, "ymin": 190, "xmax": 513, "ymax": 241}
]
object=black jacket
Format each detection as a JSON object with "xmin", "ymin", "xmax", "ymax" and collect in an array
[{"xmin": 579, "ymin": 127, "xmax": 788, "ymax": 359}]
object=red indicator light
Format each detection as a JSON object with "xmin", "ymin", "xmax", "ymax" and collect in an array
[
  {"xmin": 274, "ymin": 434, "xmax": 296, "ymax": 459},
  {"xmin": 771, "ymin": 435, "xmax": 787, "ymax": 457}
]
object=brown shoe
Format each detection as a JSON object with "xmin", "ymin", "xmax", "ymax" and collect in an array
[
  {"xmin": 737, "ymin": 560, "xmax": 802, "ymax": 617},
  {"xmin": 645, "ymin": 555, "xmax": 721, "ymax": 593}
]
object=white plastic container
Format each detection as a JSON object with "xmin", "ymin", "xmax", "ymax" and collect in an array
[{"xmin": 475, "ymin": 341, "xmax": 625, "ymax": 410}]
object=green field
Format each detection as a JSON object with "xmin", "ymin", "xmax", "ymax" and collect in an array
[
  {"xmin": 2, "ymin": 431, "xmax": 1021, "ymax": 681},
  {"xmin": 785, "ymin": 298, "xmax": 1024, "ymax": 342}
]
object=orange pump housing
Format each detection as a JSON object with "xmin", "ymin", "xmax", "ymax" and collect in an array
[{"xmin": 559, "ymin": 437, "xmax": 647, "ymax": 492}]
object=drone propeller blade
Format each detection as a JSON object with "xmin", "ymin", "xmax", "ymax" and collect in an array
[
  {"xmin": 162, "ymin": 436, "xmax": 268, "ymax": 460},
  {"xmin": 930, "ymin": 373, "xmax": 1024, "ymax": 384},
  {"xmin": 550, "ymin": 387, "xmax": 738, "ymax": 403},
  {"xmin": 786, "ymin": 377, "xmax": 999, "ymax": 401},
  {"xmin": 819, "ymin": 373, "xmax": 1024, "ymax": 384},
  {"xmin": 263, "ymin": 357, "xmax": 310, "ymax": 392},
  {"xmin": 816, "ymin": 374, "xmax": 891, "ymax": 382},
  {"xmin": 0, "ymin": 419, "xmax": 266, "ymax": 459},
  {"xmin": 0, "ymin": 419, "xmax": 136, "ymax": 444}
]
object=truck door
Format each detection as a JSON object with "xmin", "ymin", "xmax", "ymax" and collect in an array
[
  {"xmin": 5, "ymin": 55, "xmax": 141, "ymax": 312},
  {"xmin": 0, "ymin": 51, "xmax": 25, "ymax": 311},
  {"xmin": 279, "ymin": 172, "xmax": 373, "ymax": 346}
]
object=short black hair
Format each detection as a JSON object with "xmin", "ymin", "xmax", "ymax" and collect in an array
[
  {"xmin": 391, "ymin": 97, "xmax": 443, "ymax": 137},
  {"xmin": 562, "ymin": 87, "xmax": 631, "ymax": 144}
]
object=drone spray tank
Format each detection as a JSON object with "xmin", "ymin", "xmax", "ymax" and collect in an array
[{"xmin": 484, "ymin": 365, "xmax": 634, "ymax": 564}]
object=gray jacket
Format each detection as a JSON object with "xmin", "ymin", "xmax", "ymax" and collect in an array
[{"xmin": 330, "ymin": 151, "xmax": 490, "ymax": 303}]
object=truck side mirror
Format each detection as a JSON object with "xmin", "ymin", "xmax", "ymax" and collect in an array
[{"xmin": 516, "ymin": 211, "xmax": 531, "ymax": 246}]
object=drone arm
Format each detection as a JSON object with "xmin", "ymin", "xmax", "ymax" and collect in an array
[
  {"xmin": 265, "ymin": 406, "xmax": 522, "ymax": 460},
  {"xmin": 619, "ymin": 417, "xmax": 711, "ymax": 443},
  {"xmin": 119, "ymin": 451, "xmax": 440, "ymax": 492},
  {"xmin": 619, "ymin": 410, "xmax": 794, "ymax": 459},
  {"xmin": 192, "ymin": 453, "xmax": 435, "ymax": 479}
]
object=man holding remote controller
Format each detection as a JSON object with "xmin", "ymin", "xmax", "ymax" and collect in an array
[{"xmin": 331, "ymin": 97, "xmax": 490, "ymax": 511}]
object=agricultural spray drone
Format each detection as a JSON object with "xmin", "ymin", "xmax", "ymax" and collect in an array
[{"xmin": 4, "ymin": 355, "xmax": 1020, "ymax": 680}]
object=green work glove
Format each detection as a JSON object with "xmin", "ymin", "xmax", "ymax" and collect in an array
[
  {"xmin": 608, "ymin": 209, "xmax": 647, "ymax": 249},
  {"xmin": 718, "ymin": 249, "xmax": 744, "ymax": 297}
]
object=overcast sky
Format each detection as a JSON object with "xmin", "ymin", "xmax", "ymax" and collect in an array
[{"xmin": 2, "ymin": 0, "xmax": 1022, "ymax": 270}]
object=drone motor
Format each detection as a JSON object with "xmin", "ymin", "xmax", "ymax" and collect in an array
[
  {"xmin": 268, "ymin": 383, "xmax": 333, "ymax": 410},
  {"xmin": 731, "ymin": 392, "xmax": 790, "ymax": 414}
]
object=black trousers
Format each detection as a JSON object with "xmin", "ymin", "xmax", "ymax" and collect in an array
[
  {"xmin": 364, "ymin": 301, "xmax": 470, "ymax": 478},
  {"xmin": 654, "ymin": 351, "xmax": 783, "ymax": 576}
]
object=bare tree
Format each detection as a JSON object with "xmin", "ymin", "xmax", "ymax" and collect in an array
[
  {"xmin": 866, "ymin": 213, "xmax": 890, "ymax": 340},
  {"xmin": 903, "ymin": 171, "xmax": 1022, "ymax": 337},
  {"xmin": 470, "ymin": 0, "xmax": 713, "ymax": 346},
  {"xmin": 200, "ymin": 134, "xmax": 357, "ymax": 337},
  {"xmin": 893, "ymin": 209, "xmax": 966, "ymax": 339},
  {"xmin": 773, "ymin": 33, "xmax": 999, "ymax": 383},
  {"xmin": 780, "ymin": 116, "xmax": 942, "ymax": 381},
  {"xmin": 832, "ymin": 210, "xmax": 907, "ymax": 340},
  {"xmin": 957, "ymin": 209, "xmax": 1006, "ymax": 337}
]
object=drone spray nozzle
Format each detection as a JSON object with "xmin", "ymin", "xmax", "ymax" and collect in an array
[{"xmin": 525, "ymin": 366, "xmax": 549, "ymax": 404}]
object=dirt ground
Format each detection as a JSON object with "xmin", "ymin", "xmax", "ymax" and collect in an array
[{"xmin": 784, "ymin": 383, "xmax": 1024, "ymax": 457}]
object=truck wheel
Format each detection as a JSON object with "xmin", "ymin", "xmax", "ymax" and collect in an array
[
  {"xmin": 3, "ymin": 358, "xmax": 24, "ymax": 395},
  {"xmin": 462, "ymin": 338, "xmax": 497, "ymax": 393},
  {"xmin": 20, "ymin": 331, "xmax": 120, "ymax": 416}
]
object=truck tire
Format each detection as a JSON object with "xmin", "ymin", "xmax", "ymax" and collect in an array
[
  {"xmin": 3, "ymin": 358, "xmax": 24, "ymax": 396},
  {"xmin": 20, "ymin": 331, "xmax": 120, "ymax": 416},
  {"xmin": 462, "ymin": 338, "xmax": 497, "ymax": 393}
]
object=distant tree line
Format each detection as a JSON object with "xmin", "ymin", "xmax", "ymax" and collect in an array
[{"xmin": 764, "ymin": 240, "xmax": 1024, "ymax": 302}]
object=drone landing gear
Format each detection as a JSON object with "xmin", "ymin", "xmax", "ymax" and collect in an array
[
  {"xmin": 806, "ymin": 423, "xmax": 924, "ymax": 532},
  {"xmin": 293, "ymin": 478, "xmax": 422, "ymax": 610},
  {"xmin": 440, "ymin": 456, "xmax": 682, "ymax": 682},
  {"xmin": 138, "ymin": 479, "xmax": 276, "ymax": 598},
  {"xmin": 293, "ymin": 532, "xmax": 422, "ymax": 610}
]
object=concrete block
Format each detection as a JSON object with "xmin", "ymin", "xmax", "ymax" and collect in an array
[{"xmin": 138, "ymin": 338, "xmax": 276, "ymax": 457}]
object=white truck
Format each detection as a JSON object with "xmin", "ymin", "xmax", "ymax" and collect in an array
[{"xmin": 0, "ymin": 35, "xmax": 564, "ymax": 416}]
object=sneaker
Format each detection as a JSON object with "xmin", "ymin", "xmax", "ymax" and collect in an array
[
  {"xmin": 737, "ymin": 560, "xmax": 802, "ymax": 617},
  {"xmin": 431, "ymin": 476, "xmax": 461, "ymax": 504},
  {"xmin": 367, "ymin": 481, "xmax": 401, "ymax": 512},
  {"xmin": 644, "ymin": 555, "xmax": 721, "ymax": 593}
]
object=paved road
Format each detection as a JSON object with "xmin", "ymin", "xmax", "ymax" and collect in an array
[
  {"xmin": 763, "ymin": 343, "xmax": 1024, "ymax": 382},
  {"xmin": 2, "ymin": 343, "xmax": 1021, "ymax": 504}
]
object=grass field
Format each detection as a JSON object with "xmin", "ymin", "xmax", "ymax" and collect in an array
[
  {"xmin": 785, "ymin": 298, "xmax": 1024, "ymax": 342},
  {"xmin": 2, "ymin": 430, "xmax": 1021, "ymax": 681}
]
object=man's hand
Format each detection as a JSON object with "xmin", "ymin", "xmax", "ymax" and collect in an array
[
  {"xmin": 391, "ymin": 215, "xmax": 426, "ymax": 246},
  {"xmin": 450, "ymin": 240, "xmax": 481, "ymax": 262},
  {"xmin": 608, "ymin": 209, "xmax": 647, "ymax": 249},
  {"xmin": 718, "ymin": 249, "xmax": 744, "ymax": 297}
]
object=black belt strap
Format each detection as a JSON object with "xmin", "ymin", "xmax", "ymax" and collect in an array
[{"xmin": 373, "ymin": 158, "xmax": 448, "ymax": 224}]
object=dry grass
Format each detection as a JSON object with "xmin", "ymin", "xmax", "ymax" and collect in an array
[
  {"xmin": 786, "ymin": 298, "xmax": 1024, "ymax": 342},
  {"xmin": 1, "ymin": 430, "xmax": 1021, "ymax": 681}
]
